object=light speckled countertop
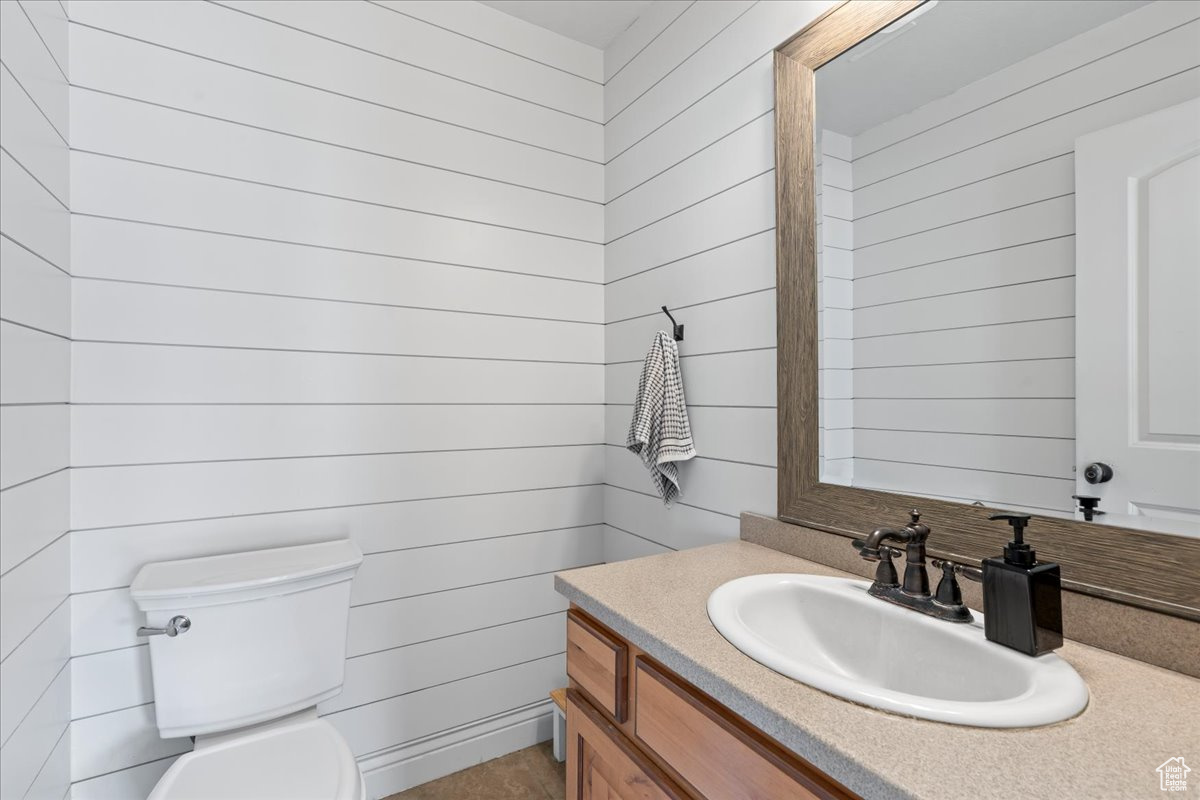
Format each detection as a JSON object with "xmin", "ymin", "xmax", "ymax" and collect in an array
[{"xmin": 555, "ymin": 541, "xmax": 1200, "ymax": 800}]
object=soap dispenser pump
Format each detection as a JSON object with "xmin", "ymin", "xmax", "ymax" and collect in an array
[{"xmin": 982, "ymin": 513, "xmax": 1063, "ymax": 656}]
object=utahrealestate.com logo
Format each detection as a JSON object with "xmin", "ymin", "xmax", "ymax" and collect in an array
[{"xmin": 1158, "ymin": 758, "xmax": 1192, "ymax": 792}]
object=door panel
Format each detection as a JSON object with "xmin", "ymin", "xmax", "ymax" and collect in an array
[{"xmin": 1075, "ymin": 97, "xmax": 1200, "ymax": 536}]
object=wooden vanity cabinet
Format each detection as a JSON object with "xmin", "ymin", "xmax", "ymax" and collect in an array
[{"xmin": 565, "ymin": 608, "xmax": 858, "ymax": 800}]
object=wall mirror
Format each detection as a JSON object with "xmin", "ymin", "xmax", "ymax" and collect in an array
[{"xmin": 775, "ymin": 0, "xmax": 1200, "ymax": 618}]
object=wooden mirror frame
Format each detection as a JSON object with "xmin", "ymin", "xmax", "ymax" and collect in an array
[{"xmin": 774, "ymin": 0, "xmax": 1200, "ymax": 620}]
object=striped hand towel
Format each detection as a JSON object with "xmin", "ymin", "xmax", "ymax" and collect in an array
[{"xmin": 626, "ymin": 331, "xmax": 697, "ymax": 505}]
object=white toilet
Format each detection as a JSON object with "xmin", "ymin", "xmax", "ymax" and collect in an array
[{"xmin": 130, "ymin": 540, "xmax": 367, "ymax": 800}]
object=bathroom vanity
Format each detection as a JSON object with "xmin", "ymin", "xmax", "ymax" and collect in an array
[
  {"xmin": 556, "ymin": 540, "xmax": 1200, "ymax": 800},
  {"xmin": 564, "ymin": 606, "xmax": 852, "ymax": 800}
]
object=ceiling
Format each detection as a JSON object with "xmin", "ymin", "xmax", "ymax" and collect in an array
[
  {"xmin": 478, "ymin": 0, "xmax": 652, "ymax": 50},
  {"xmin": 816, "ymin": 0, "xmax": 1151, "ymax": 138}
]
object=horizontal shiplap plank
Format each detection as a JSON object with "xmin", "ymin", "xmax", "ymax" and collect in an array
[
  {"xmin": 324, "ymin": 612, "xmax": 566, "ymax": 714},
  {"xmin": 605, "ymin": 229, "xmax": 774, "ymax": 323},
  {"xmin": 326, "ymin": 652, "xmax": 565, "ymax": 757},
  {"xmin": 853, "ymin": 154, "xmax": 1073, "ymax": 248},
  {"xmin": 72, "ymin": 445, "xmax": 605, "ymax": 529},
  {"xmin": 23, "ymin": 712, "xmax": 70, "ymax": 800},
  {"xmin": 0, "ymin": 535, "xmax": 67, "ymax": 661},
  {"xmin": 0, "ymin": 236, "xmax": 70, "ymax": 337},
  {"xmin": 604, "ymin": 0, "xmax": 834, "ymax": 159},
  {"xmin": 71, "ymin": 90, "xmax": 600, "ymax": 242},
  {"xmin": 70, "ymin": 485, "xmax": 602, "ymax": 593},
  {"xmin": 606, "ymin": 348, "xmax": 775, "ymax": 407},
  {"xmin": 602, "ymin": 525, "xmax": 673, "ymax": 563},
  {"xmin": 381, "ymin": 0, "xmax": 602, "ymax": 83},
  {"xmin": 855, "ymin": 318, "xmax": 1075, "ymax": 369},
  {"xmin": 0, "ymin": 404, "xmax": 67, "ymax": 488},
  {"xmin": 606, "ymin": 404, "xmax": 775, "ymax": 467},
  {"xmin": 0, "ymin": 599, "xmax": 68, "ymax": 745},
  {"xmin": 70, "ymin": 218, "xmax": 601, "ymax": 322},
  {"xmin": 854, "ymin": 459, "xmax": 1074, "ymax": 513},
  {"xmin": 73, "ymin": 280, "xmax": 603, "ymax": 363},
  {"xmin": 853, "ymin": 236, "xmax": 1075, "ymax": 308},
  {"xmin": 605, "ymin": 445, "xmax": 774, "ymax": 518},
  {"xmin": 350, "ymin": 526, "xmax": 602, "ymax": 605},
  {"xmin": 853, "ymin": 70, "xmax": 1200, "ymax": 219},
  {"xmin": 347, "ymin": 571, "xmax": 569, "ymax": 660},
  {"xmin": 70, "ymin": 702, "xmax": 188, "ymax": 783},
  {"xmin": 605, "ymin": 1, "xmax": 753, "ymax": 123},
  {"xmin": 607, "ymin": 110, "xmax": 773, "ymax": 242},
  {"xmin": 18, "ymin": 1, "xmax": 68, "ymax": 78},
  {"xmin": 69, "ymin": 0, "xmax": 602, "ymax": 160},
  {"xmin": 71, "ymin": 153, "xmax": 602, "ymax": 282},
  {"xmin": 606, "ymin": 52, "xmax": 773, "ymax": 201},
  {"xmin": 73, "ymin": 342, "xmax": 603, "ymax": 404},
  {"xmin": 0, "ymin": 0, "xmax": 67, "ymax": 138},
  {"xmin": 69, "ymin": 24, "xmax": 601, "ymax": 201},
  {"xmin": 607, "ymin": 289, "xmax": 774, "ymax": 364},
  {"xmin": 853, "ymin": 398, "xmax": 1074, "ymax": 438},
  {"xmin": 603, "ymin": 0, "xmax": 691, "ymax": 83},
  {"xmin": 69, "ymin": 753, "xmax": 176, "ymax": 800},
  {"xmin": 853, "ymin": 20, "xmax": 1200, "ymax": 189},
  {"xmin": 854, "ymin": 429, "xmax": 1074, "ymax": 480},
  {"xmin": 73, "ymin": 404, "xmax": 603, "ymax": 466},
  {"xmin": 854, "ymin": 278, "xmax": 1074, "ymax": 339},
  {"xmin": 0, "ymin": 150, "xmax": 69, "ymax": 270},
  {"xmin": 71, "ymin": 644, "xmax": 152, "ymax": 721},
  {"xmin": 853, "ymin": 195, "xmax": 1074, "ymax": 279},
  {"xmin": 0, "ymin": 662, "xmax": 69, "ymax": 799},
  {"xmin": 603, "ymin": 485, "xmax": 739, "ymax": 551},
  {"xmin": 853, "ymin": 1, "xmax": 1200, "ymax": 156},
  {"xmin": 0, "ymin": 322, "xmax": 69, "ymax": 404},
  {"xmin": 606, "ymin": 170, "xmax": 773, "ymax": 282},
  {"xmin": 853, "ymin": 359, "xmax": 1074, "ymax": 400},
  {"xmin": 217, "ymin": 1, "xmax": 601, "ymax": 120},
  {"xmin": 0, "ymin": 469, "xmax": 68, "ymax": 575},
  {"xmin": 0, "ymin": 63, "xmax": 68, "ymax": 204}
]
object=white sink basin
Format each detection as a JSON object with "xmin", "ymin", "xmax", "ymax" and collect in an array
[{"xmin": 707, "ymin": 574, "xmax": 1088, "ymax": 728}]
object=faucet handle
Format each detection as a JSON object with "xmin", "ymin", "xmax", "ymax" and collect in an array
[
  {"xmin": 931, "ymin": 558, "xmax": 982, "ymax": 583},
  {"xmin": 854, "ymin": 541, "xmax": 901, "ymax": 586}
]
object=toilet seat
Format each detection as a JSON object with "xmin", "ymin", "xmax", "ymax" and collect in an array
[{"xmin": 148, "ymin": 717, "xmax": 365, "ymax": 800}]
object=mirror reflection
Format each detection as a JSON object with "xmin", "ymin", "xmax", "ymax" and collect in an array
[{"xmin": 813, "ymin": 0, "xmax": 1200, "ymax": 536}]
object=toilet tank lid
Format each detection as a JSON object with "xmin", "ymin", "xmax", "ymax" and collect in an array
[{"xmin": 131, "ymin": 540, "xmax": 363, "ymax": 601}]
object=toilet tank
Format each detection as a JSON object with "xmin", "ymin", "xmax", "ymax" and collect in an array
[{"xmin": 131, "ymin": 540, "xmax": 363, "ymax": 739}]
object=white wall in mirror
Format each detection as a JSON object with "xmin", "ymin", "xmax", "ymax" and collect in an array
[{"xmin": 814, "ymin": 0, "xmax": 1200, "ymax": 533}]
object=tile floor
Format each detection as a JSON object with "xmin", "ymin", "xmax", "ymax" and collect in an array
[{"xmin": 384, "ymin": 742, "xmax": 566, "ymax": 800}]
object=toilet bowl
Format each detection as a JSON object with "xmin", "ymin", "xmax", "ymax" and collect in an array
[{"xmin": 131, "ymin": 541, "xmax": 366, "ymax": 800}]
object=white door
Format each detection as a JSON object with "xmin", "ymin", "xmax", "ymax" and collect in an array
[{"xmin": 1075, "ymin": 97, "xmax": 1200, "ymax": 537}]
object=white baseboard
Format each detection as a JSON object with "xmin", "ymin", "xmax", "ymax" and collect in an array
[{"xmin": 359, "ymin": 700, "xmax": 555, "ymax": 799}]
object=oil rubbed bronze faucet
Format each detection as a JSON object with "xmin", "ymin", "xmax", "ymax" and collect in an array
[{"xmin": 853, "ymin": 510, "xmax": 974, "ymax": 623}]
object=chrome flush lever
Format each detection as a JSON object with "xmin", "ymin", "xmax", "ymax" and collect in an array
[{"xmin": 137, "ymin": 615, "xmax": 191, "ymax": 638}]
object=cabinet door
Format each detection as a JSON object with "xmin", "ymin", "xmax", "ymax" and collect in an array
[
  {"xmin": 634, "ymin": 658, "xmax": 856, "ymax": 800},
  {"xmin": 567, "ymin": 690, "xmax": 685, "ymax": 800}
]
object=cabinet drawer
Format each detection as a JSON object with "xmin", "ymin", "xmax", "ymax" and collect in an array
[
  {"xmin": 567, "ymin": 690, "xmax": 685, "ymax": 800},
  {"xmin": 634, "ymin": 658, "xmax": 854, "ymax": 800},
  {"xmin": 567, "ymin": 609, "xmax": 629, "ymax": 721}
]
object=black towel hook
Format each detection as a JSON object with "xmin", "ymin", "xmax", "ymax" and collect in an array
[{"xmin": 661, "ymin": 306, "xmax": 684, "ymax": 342}]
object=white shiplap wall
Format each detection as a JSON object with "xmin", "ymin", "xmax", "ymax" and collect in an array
[
  {"xmin": 839, "ymin": 1, "xmax": 1200, "ymax": 515},
  {"xmin": 601, "ymin": 1, "xmax": 837, "ymax": 559},
  {"xmin": 0, "ymin": 1, "xmax": 72, "ymax": 799},
  {"xmin": 65, "ymin": 2, "xmax": 603, "ymax": 797}
]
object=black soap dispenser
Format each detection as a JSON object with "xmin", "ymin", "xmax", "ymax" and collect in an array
[{"xmin": 982, "ymin": 513, "xmax": 1063, "ymax": 656}]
